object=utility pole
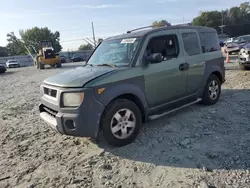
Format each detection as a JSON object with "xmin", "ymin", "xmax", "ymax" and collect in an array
[
  {"xmin": 221, "ymin": 12, "xmax": 224, "ymax": 34},
  {"xmin": 219, "ymin": 11, "xmax": 225, "ymax": 34},
  {"xmin": 92, "ymin": 22, "xmax": 96, "ymax": 48}
]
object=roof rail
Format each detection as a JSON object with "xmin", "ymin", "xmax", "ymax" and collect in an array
[
  {"xmin": 127, "ymin": 25, "xmax": 153, "ymax": 33},
  {"xmin": 126, "ymin": 23, "xmax": 192, "ymax": 34}
]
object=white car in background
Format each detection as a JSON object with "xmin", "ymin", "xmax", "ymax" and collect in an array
[
  {"xmin": 225, "ymin": 38, "xmax": 234, "ymax": 44},
  {"xmin": 6, "ymin": 60, "xmax": 20, "ymax": 68}
]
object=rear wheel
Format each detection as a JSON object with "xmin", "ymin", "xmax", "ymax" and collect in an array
[
  {"xmin": 56, "ymin": 61, "xmax": 62, "ymax": 68},
  {"xmin": 201, "ymin": 74, "xmax": 221, "ymax": 105},
  {"xmin": 39, "ymin": 62, "xmax": 44, "ymax": 70},
  {"xmin": 100, "ymin": 99, "xmax": 142, "ymax": 147}
]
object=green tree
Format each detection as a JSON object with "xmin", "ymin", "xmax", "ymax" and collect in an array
[
  {"xmin": 6, "ymin": 27, "xmax": 62, "ymax": 56},
  {"xmin": 6, "ymin": 32, "xmax": 27, "ymax": 56},
  {"xmin": 152, "ymin": 20, "xmax": 171, "ymax": 28},
  {"xmin": 192, "ymin": 2, "xmax": 250, "ymax": 35},
  {"xmin": 228, "ymin": 2, "xmax": 250, "ymax": 24},
  {"xmin": 192, "ymin": 11, "xmax": 222, "ymax": 32},
  {"xmin": 19, "ymin": 27, "xmax": 62, "ymax": 53},
  {"xmin": 78, "ymin": 43, "xmax": 93, "ymax": 51},
  {"xmin": 0, "ymin": 46, "xmax": 8, "ymax": 57}
]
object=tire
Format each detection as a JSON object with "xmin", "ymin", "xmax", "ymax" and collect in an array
[
  {"xmin": 56, "ymin": 61, "xmax": 61, "ymax": 68},
  {"xmin": 239, "ymin": 63, "xmax": 246, "ymax": 70},
  {"xmin": 100, "ymin": 99, "xmax": 142, "ymax": 147},
  {"xmin": 239, "ymin": 63, "xmax": 250, "ymax": 70},
  {"xmin": 50, "ymin": 64, "xmax": 56, "ymax": 68},
  {"xmin": 36, "ymin": 61, "xmax": 40, "ymax": 69},
  {"xmin": 201, "ymin": 74, "xmax": 221, "ymax": 105},
  {"xmin": 39, "ymin": 62, "xmax": 44, "ymax": 70}
]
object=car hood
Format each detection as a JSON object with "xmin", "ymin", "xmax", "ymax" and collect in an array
[
  {"xmin": 227, "ymin": 43, "xmax": 239, "ymax": 47},
  {"xmin": 43, "ymin": 65, "xmax": 117, "ymax": 88}
]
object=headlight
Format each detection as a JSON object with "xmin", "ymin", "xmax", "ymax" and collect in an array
[{"xmin": 63, "ymin": 92, "xmax": 84, "ymax": 107}]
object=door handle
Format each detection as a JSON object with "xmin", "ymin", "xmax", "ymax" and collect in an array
[{"xmin": 179, "ymin": 63, "xmax": 189, "ymax": 71}]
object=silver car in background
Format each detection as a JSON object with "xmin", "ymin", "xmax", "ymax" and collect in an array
[
  {"xmin": 6, "ymin": 60, "xmax": 20, "ymax": 68},
  {"xmin": 238, "ymin": 43, "xmax": 250, "ymax": 70}
]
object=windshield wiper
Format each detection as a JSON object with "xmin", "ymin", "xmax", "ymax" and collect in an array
[
  {"xmin": 97, "ymin": 63, "xmax": 117, "ymax": 68},
  {"xmin": 84, "ymin": 63, "xmax": 93, "ymax": 67}
]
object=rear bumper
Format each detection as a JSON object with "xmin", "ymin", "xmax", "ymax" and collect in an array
[
  {"xmin": 41, "ymin": 58, "xmax": 60, "ymax": 65},
  {"xmin": 8, "ymin": 64, "xmax": 20, "ymax": 68}
]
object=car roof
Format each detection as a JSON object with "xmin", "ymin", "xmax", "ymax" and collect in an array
[{"xmin": 105, "ymin": 25, "xmax": 216, "ymax": 41}]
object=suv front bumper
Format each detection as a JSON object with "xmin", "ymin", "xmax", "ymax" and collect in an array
[
  {"xmin": 238, "ymin": 53, "xmax": 250, "ymax": 67},
  {"xmin": 39, "ymin": 87, "xmax": 105, "ymax": 138}
]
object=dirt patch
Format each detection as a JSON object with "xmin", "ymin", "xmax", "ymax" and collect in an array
[{"xmin": 0, "ymin": 62, "xmax": 250, "ymax": 188}]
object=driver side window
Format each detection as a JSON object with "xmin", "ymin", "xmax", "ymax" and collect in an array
[{"xmin": 144, "ymin": 34, "xmax": 179, "ymax": 63}]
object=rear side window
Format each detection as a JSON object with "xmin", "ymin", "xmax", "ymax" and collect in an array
[
  {"xmin": 182, "ymin": 32, "xmax": 201, "ymax": 56},
  {"xmin": 199, "ymin": 32, "xmax": 220, "ymax": 53}
]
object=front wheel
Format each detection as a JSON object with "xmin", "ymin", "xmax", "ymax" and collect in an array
[
  {"xmin": 100, "ymin": 99, "xmax": 142, "ymax": 147},
  {"xmin": 201, "ymin": 74, "xmax": 221, "ymax": 105}
]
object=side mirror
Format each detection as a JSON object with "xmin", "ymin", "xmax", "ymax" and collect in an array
[{"xmin": 143, "ymin": 53, "xmax": 163, "ymax": 66}]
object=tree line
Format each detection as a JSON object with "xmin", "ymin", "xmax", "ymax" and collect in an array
[
  {"xmin": 1, "ymin": 2, "xmax": 249, "ymax": 57},
  {"xmin": 192, "ymin": 2, "xmax": 250, "ymax": 37}
]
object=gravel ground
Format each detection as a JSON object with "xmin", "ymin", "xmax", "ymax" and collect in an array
[{"xmin": 0, "ymin": 61, "xmax": 250, "ymax": 188}]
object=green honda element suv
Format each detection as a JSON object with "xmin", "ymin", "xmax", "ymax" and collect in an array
[{"xmin": 39, "ymin": 25, "xmax": 225, "ymax": 147}]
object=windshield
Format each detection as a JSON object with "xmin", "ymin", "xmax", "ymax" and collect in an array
[
  {"xmin": 242, "ymin": 35, "xmax": 250, "ymax": 41},
  {"xmin": 233, "ymin": 37, "xmax": 240, "ymax": 42},
  {"xmin": 233, "ymin": 35, "xmax": 250, "ymax": 43},
  {"xmin": 87, "ymin": 37, "xmax": 141, "ymax": 66}
]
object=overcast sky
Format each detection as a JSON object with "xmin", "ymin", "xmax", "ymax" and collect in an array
[{"xmin": 0, "ymin": 0, "xmax": 247, "ymax": 51}]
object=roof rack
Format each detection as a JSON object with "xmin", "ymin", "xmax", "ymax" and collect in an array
[
  {"xmin": 127, "ymin": 25, "xmax": 153, "ymax": 33},
  {"xmin": 126, "ymin": 23, "xmax": 192, "ymax": 34}
]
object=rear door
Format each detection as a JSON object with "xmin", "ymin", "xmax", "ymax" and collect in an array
[{"xmin": 179, "ymin": 29, "xmax": 204, "ymax": 95}]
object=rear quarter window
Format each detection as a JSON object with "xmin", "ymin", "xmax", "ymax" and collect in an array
[
  {"xmin": 199, "ymin": 32, "xmax": 220, "ymax": 53},
  {"xmin": 182, "ymin": 32, "xmax": 201, "ymax": 56}
]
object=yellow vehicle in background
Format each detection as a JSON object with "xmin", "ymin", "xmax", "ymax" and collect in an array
[{"xmin": 34, "ymin": 40, "xmax": 61, "ymax": 69}]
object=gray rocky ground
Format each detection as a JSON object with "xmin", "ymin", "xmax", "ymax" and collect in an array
[{"xmin": 0, "ymin": 61, "xmax": 250, "ymax": 188}]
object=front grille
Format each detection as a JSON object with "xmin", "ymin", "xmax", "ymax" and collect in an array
[
  {"xmin": 40, "ymin": 105, "xmax": 58, "ymax": 117},
  {"xmin": 44, "ymin": 87, "xmax": 57, "ymax": 98}
]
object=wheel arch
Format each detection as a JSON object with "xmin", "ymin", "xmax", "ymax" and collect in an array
[
  {"xmin": 96, "ymin": 82, "xmax": 148, "ymax": 124},
  {"xmin": 211, "ymin": 71, "xmax": 223, "ymax": 83},
  {"xmin": 111, "ymin": 93, "xmax": 146, "ymax": 123},
  {"xmin": 198, "ymin": 65, "xmax": 224, "ymax": 97}
]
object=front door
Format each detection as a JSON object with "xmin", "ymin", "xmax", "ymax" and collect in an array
[{"xmin": 138, "ymin": 29, "xmax": 188, "ymax": 108}]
